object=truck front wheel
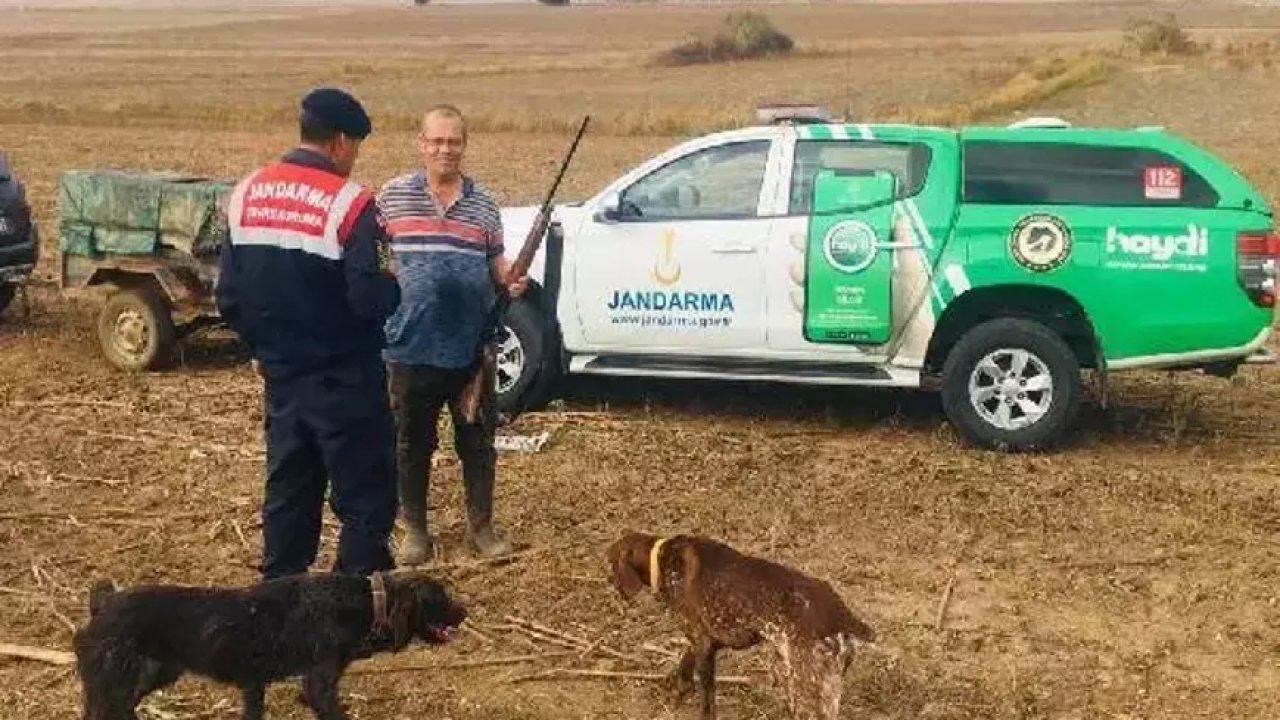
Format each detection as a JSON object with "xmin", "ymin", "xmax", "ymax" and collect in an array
[
  {"xmin": 494, "ymin": 298, "xmax": 555, "ymax": 417},
  {"xmin": 940, "ymin": 317, "xmax": 1082, "ymax": 452}
]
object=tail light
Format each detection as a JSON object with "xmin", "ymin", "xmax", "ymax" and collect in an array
[{"xmin": 1237, "ymin": 230, "xmax": 1280, "ymax": 308}]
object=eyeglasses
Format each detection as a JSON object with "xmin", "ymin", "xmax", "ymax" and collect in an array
[{"xmin": 421, "ymin": 136, "xmax": 465, "ymax": 149}]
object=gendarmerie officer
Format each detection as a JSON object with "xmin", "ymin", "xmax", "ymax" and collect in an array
[{"xmin": 216, "ymin": 87, "xmax": 402, "ymax": 580}]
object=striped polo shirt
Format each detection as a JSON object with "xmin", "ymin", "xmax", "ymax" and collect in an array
[{"xmin": 376, "ymin": 172, "xmax": 504, "ymax": 369}]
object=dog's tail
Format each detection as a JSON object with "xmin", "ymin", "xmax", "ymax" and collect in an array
[{"xmin": 87, "ymin": 579, "xmax": 119, "ymax": 616}]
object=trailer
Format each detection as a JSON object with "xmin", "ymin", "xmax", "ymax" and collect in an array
[{"xmin": 56, "ymin": 169, "xmax": 231, "ymax": 370}]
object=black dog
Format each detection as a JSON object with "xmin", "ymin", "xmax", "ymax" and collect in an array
[{"xmin": 73, "ymin": 570, "xmax": 467, "ymax": 720}]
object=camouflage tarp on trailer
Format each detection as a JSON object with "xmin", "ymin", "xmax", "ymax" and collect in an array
[{"xmin": 57, "ymin": 170, "xmax": 232, "ymax": 257}]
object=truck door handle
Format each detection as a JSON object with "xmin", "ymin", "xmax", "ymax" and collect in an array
[{"xmin": 712, "ymin": 243, "xmax": 757, "ymax": 254}]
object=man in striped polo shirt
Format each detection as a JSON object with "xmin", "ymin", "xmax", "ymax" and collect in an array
[{"xmin": 377, "ymin": 104, "xmax": 527, "ymax": 563}]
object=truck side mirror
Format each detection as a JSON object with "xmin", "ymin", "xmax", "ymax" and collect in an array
[{"xmin": 593, "ymin": 194, "xmax": 623, "ymax": 224}]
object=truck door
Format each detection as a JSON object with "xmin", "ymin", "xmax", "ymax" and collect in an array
[
  {"xmin": 764, "ymin": 126, "xmax": 959, "ymax": 364},
  {"xmin": 571, "ymin": 138, "xmax": 779, "ymax": 352},
  {"xmin": 803, "ymin": 169, "xmax": 898, "ymax": 344}
]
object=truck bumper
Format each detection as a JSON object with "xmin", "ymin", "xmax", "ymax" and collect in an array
[
  {"xmin": 0, "ymin": 221, "xmax": 38, "ymax": 283},
  {"xmin": 1245, "ymin": 346, "xmax": 1278, "ymax": 365}
]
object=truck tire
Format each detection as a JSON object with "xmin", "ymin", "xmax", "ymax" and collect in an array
[
  {"xmin": 0, "ymin": 282, "xmax": 14, "ymax": 318},
  {"xmin": 494, "ymin": 298, "xmax": 552, "ymax": 416},
  {"xmin": 97, "ymin": 284, "xmax": 176, "ymax": 371},
  {"xmin": 940, "ymin": 317, "xmax": 1081, "ymax": 452}
]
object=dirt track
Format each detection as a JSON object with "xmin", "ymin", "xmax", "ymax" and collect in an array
[{"xmin": 2, "ymin": 282, "xmax": 1278, "ymax": 719}]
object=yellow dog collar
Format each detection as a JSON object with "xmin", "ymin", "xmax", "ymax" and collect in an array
[{"xmin": 649, "ymin": 537, "xmax": 669, "ymax": 590}]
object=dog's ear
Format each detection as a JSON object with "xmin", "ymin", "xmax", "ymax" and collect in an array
[
  {"xmin": 606, "ymin": 533, "xmax": 648, "ymax": 599},
  {"xmin": 88, "ymin": 579, "xmax": 118, "ymax": 617}
]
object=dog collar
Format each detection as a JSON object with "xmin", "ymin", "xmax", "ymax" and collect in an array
[
  {"xmin": 649, "ymin": 537, "xmax": 669, "ymax": 591},
  {"xmin": 370, "ymin": 572, "xmax": 389, "ymax": 629}
]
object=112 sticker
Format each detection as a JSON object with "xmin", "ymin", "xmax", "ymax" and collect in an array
[{"xmin": 1144, "ymin": 166, "xmax": 1183, "ymax": 200}]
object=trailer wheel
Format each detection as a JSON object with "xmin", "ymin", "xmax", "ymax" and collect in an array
[{"xmin": 97, "ymin": 284, "xmax": 175, "ymax": 371}]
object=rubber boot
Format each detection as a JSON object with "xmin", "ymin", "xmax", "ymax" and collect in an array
[
  {"xmin": 401, "ymin": 523, "xmax": 436, "ymax": 566},
  {"xmin": 397, "ymin": 461, "xmax": 436, "ymax": 566},
  {"xmin": 463, "ymin": 454, "xmax": 511, "ymax": 558},
  {"xmin": 468, "ymin": 517, "xmax": 511, "ymax": 558}
]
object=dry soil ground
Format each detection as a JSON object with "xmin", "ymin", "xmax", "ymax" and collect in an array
[{"xmin": 2, "ymin": 1, "xmax": 1280, "ymax": 719}]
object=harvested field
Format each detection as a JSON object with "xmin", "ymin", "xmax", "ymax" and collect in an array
[{"xmin": 2, "ymin": 1, "xmax": 1279, "ymax": 719}]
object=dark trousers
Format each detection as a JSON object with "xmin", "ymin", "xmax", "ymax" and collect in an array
[
  {"xmin": 261, "ymin": 359, "xmax": 398, "ymax": 580},
  {"xmin": 387, "ymin": 361, "xmax": 497, "ymax": 533}
]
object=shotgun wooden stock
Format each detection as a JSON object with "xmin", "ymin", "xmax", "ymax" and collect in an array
[{"xmin": 458, "ymin": 116, "xmax": 590, "ymax": 425}]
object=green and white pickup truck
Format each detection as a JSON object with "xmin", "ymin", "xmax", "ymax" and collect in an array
[{"xmin": 493, "ymin": 111, "xmax": 1278, "ymax": 450}]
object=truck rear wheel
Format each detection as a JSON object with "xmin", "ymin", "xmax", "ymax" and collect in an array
[
  {"xmin": 940, "ymin": 317, "xmax": 1081, "ymax": 452},
  {"xmin": 97, "ymin": 284, "xmax": 175, "ymax": 371}
]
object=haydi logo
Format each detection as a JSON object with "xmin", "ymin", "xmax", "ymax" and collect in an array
[{"xmin": 1106, "ymin": 224, "xmax": 1208, "ymax": 262}]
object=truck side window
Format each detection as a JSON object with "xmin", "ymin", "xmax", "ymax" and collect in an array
[
  {"xmin": 789, "ymin": 140, "xmax": 930, "ymax": 215},
  {"xmin": 619, "ymin": 140, "xmax": 771, "ymax": 221},
  {"xmin": 962, "ymin": 141, "xmax": 1221, "ymax": 207}
]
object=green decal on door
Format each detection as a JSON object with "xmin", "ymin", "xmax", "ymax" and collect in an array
[{"xmin": 804, "ymin": 169, "xmax": 897, "ymax": 345}]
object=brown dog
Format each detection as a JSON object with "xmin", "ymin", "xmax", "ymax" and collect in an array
[{"xmin": 607, "ymin": 531, "xmax": 875, "ymax": 720}]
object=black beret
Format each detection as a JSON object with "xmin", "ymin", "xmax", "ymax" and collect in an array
[{"xmin": 301, "ymin": 87, "xmax": 372, "ymax": 139}]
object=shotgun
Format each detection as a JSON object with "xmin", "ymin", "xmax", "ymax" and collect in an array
[{"xmin": 457, "ymin": 115, "xmax": 591, "ymax": 425}]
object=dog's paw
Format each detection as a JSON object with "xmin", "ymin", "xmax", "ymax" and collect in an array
[{"xmin": 660, "ymin": 669, "xmax": 695, "ymax": 704}]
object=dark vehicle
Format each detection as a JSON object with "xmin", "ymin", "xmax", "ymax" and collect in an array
[{"xmin": 0, "ymin": 153, "xmax": 39, "ymax": 318}]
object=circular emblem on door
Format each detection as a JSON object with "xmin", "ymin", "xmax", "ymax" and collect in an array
[
  {"xmin": 822, "ymin": 220, "xmax": 879, "ymax": 274},
  {"xmin": 1009, "ymin": 213, "xmax": 1072, "ymax": 272}
]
